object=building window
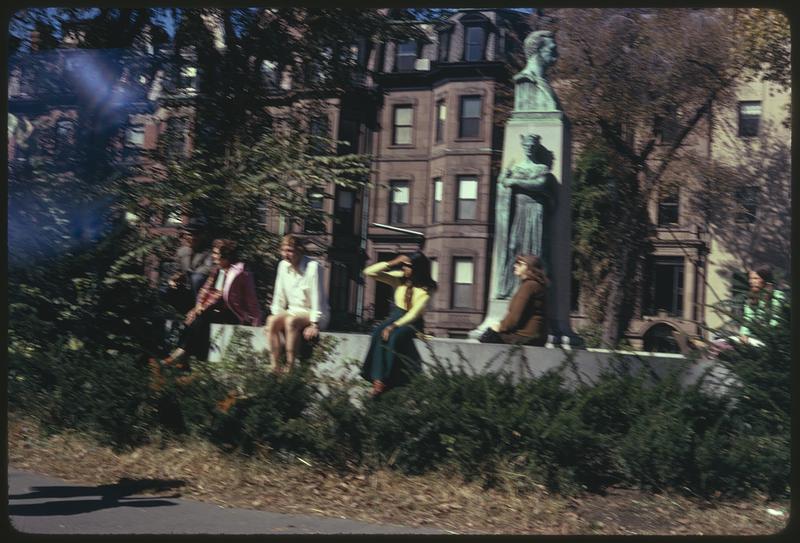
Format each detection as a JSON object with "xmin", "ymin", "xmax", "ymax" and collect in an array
[
  {"xmin": 437, "ymin": 30, "xmax": 451, "ymax": 62},
  {"xmin": 261, "ymin": 59, "xmax": 279, "ymax": 87},
  {"xmin": 430, "ymin": 258, "xmax": 439, "ymax": 283},
  {"xmin": 395, "ymin": 40, "xmax": 417, "ymax": 72},
  {"xmin": 648, "ymin": 257, "xmax": 684, "ymax": 317},
  {"xmin": 179, "ymin": 65, "xmax": 197, "ymax": 92},
  {"xmin": 334, "ymin": 188, "xmax": 356, "ymax": 235},
  {"xmin": 459, "ymin": 95, "xmax": 481, "ymax": 138},
  {"xmin": 126, "ymin": 125, "xmax": 145, "ymax": 146},
  {"xmin": 735, "ymin": 186, "xmax": 758, "ymax": 224},
  {"xmin": 432, "ymin": 177, "xmax": 443, "ymax": 223},
  {"xmin": 309, "ymin": 115, "xmax": 330, "ymax": 155},
  {"xmin": 392, "ymin": 105, "xmax": 413, "ymax": 145},
  {"xmin": 456, "ymin": 176, "xmax": 478, "ymax": 221},
  {"xmin": 56, "ymin": 119, "xmax": 76, "ymax": 149},
  {"xmin": 305, "ymin": 190, "xmax": 325, "ymax": 233},
  {"xmin": 452, "ymin": 258, "xmax": 474, "ymax": 309},
  {"xmin": 389, "ymin": 180, "xmax": 410, "ymax": 225},
  {"xmin": 164, "ymin": 117, "xmax": 187, "ymax": 158},
  {"xmin": 330, "ymin": 261, "xmax": 351, "ymax": 315},
  {"xmin": 657, "ymin": 190, "xmax": 679, "ymax": 226},
  {"xmin": 435, "ymin": 100, "xmax": 446, "ymax": 143},
  {"xmin": 738, "ymin": 101, "xmax": 761, "ymax": 138},
  {"xmin": 464, "ymin": 26, "xmax": 486, "ymax": 62},
  {"xmin": 655, "ymin": 105, "xmax": 680, "ymax": 144},
  {"xmin": 257, "ymin": 199, "xmax": 270, "ymax": 227}
]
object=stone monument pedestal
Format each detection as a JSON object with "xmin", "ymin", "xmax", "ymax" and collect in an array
[{"xmin": 470, "ymin": 114, "xmax": 579, "ymax": 348}]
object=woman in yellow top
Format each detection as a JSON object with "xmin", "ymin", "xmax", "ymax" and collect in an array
[{"xmin": 361, "ymin": 252, "xmax": 437, "ymax": 397}]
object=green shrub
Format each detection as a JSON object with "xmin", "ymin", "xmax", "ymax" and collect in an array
[{"xmin": 8, "ymin": 292, "xmax": 790, "ymax": 499}]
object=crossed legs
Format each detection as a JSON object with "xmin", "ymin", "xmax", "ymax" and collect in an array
[{"xmin": 266, "ymin": 312, "xmax": 311, "ymax": 373}]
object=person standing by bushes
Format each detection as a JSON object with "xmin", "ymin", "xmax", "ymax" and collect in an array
[
  {"xmin": 156, "ymin": 238, "xmax": 263, "ymax": 370},
  {"xmin": 164, "ymin": 225, "xmax": 214, "ymax": 313},
  {"xmin": 266, "ymin": 234, "xmax": 330, "ymax": 374},
  {"xmin": 706, "ymin": 264, "xmax": 786, "ymax": 356},
  {"xmin": 361, "ymin": 252, "xmax": 437, "ymax": 398},
  {"xmin": 738, "ymin": 264, "xmax": 786, "ymax": 347},
  {"xmin": 479, "ymin": 254, "xmax": 548, "ymax": 346}
]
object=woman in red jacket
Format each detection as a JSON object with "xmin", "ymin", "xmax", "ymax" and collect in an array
[{"xmin": 160, "ymin": 238, "xmax": 262, "ymax": 368}]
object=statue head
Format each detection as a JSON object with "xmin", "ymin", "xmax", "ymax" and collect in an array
[
  {"xmin": 520, "ymin": 133, "xmax": 541, "ymax": 153},
  {"xmin": 524, "ymin": 30, "xmax": 557, "ymax": 66}
]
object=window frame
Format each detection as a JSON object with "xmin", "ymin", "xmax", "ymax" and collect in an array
[
  {"xmin": 734, "ymin": 186, "xmax": 758, "ymax": 224},
  {"xmin": 304, "ymin": 189, "xmax": 326, "ymax": 233},
  {"xmin": 463, "ymin": 25, "xmax": 486, "ymax": 62},
  {"xmin": 647, "ymin": 256, "xmax": 685, "ymax": 317},
  {"xmin": 456, "ymin": 176, "xmax": 478, "ymax": 221},
  {"xmin": 738, "ymin": 101, "xmax": 761, "ymax": 138},
  {"xmin": 432, "ymin": 177, "xmax": 443, "ymax": 223},
  {"xmin": 451, "ymin": 257, "xmax": 475, "ymax": 309},
  {"xmin": 388, "ymin": 180, "xmax": 410, "ymax": 225},
  {"xmin": 395, "ymin": 40, "xmax": 418, "ymax": 72},
  {"xmin": 435, "ymin": 99, "xmax": 446, "ymax": 143},
  {"xmin": 126, "ymin": 124, "xmax": 146, "ymax": 147},
  {"xmin": 334, "ymin": 188, "xmax": 357, "ymax": 235},
  {"xmin": 437, "ymin": 29, "xmax": 451, "ymax": 62},
  {"xmin": 657, "ymin": 189, "xmax": 680, "ymax": 226},
  {"xmin": 458, "ymin": 95, "xmax": 481, "ymax": 139},
  {"xmin": 392, "ymin": 104, "xmax": 413, "ymax": 146}
]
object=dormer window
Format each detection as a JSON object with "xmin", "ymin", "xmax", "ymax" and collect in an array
[
  {"xmin": 464, "ymin": 26, "xmax": 486, "ymax": 61},
  {"xmin": 460, "ymin": 11, "xmax": 491, "ymax": 62},
  {"xmin": 395, "ymin": 41, "xmax": 418, "ymax": 72},
  {"xmin": 437, "ymin": 29, "xmax": 452, "ymax": 62}
]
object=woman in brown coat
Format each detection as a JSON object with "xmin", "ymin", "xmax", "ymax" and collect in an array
[{"xmin": 481, "ymin": 254, "xmax": 548, "ymax": 346}]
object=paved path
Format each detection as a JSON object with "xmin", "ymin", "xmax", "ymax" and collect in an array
[{"xmin": 8, "ymin": 467, "xmax": 446, "ymax": 535}]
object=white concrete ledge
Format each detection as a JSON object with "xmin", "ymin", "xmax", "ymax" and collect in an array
[{"xmin": 208, "ymin": 325, "xmax": 734, "ymax": 395}]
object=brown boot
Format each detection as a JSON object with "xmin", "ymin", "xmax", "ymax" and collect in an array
[
  {"xmin": 216, "ymin": 391, "xmax": 239, "ymax": 413},
  {"xmin": 370, "ymin": 380, "xmax": 386, "ymax": 398},
  {"xmin": 147, "ymin": 358, "xmax": 166, "ymax": 392}
]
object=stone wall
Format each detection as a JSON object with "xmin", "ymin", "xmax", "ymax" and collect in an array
[{"xmin": 209, "ymin": 325, "xmax": 735, "ymax": 398}]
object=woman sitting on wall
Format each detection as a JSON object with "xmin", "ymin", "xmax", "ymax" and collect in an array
[
  {"xmin": 707, "ymin": 264, "xmax": 786, "ymax": 355},
  {"xmin": 361, "ymin": 252, "xmax": 437, "ymax": 398},
  {"xmin": 156, "ymin": 238, "xmax": 263, "ymax": 371},
  {"xmin": 479, "ymin": 254, "xmax": 548, "ymax": 346}
]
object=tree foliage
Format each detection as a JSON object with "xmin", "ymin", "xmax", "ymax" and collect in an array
[{"xmin": 541, "ymin": 8, "xmax": 788, "ymax": 344}]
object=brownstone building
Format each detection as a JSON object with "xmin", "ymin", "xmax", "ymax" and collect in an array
[{"xmin": 10, "ymin": 9, "xmax": 787, "ymax": 347}]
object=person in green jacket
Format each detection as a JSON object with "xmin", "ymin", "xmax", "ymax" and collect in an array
[
  {"xmin": 738, "ymin": 264, "xmax": 786, "ymax": 347},
  {"xmin": 361, "ymin": 252, "xmax": 437, "ymax": 398}
]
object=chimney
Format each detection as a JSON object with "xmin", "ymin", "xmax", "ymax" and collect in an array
[{"xmin": 30, "ymin": 30, "xmax": 40, "ymax": 52}]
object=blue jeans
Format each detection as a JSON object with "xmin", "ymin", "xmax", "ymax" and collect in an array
[{"xmin": 361, "ymin": 306, "xmax": 423, "ymax": 387}]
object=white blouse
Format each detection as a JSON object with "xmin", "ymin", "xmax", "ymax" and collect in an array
[{"xmin": 270, "ymin": 256, "xmax": 330, "ymax": 326}]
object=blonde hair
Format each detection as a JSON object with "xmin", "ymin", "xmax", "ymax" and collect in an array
[{"xmin": 281, "ymin": 234, "xmax": 305, "ymax": 253}]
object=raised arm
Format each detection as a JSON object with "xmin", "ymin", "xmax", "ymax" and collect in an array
[{"xmin": 363, "ymin": 261, "xmax": 403, "ymax": 288}]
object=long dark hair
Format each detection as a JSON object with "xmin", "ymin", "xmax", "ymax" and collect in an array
[
  {"xmin": 748, "ymin": 264, "xmax": 775, "ymax": 306},
  {"xmin": 516, "ymin": 254, "xmax": 549, "ymax": 286},
  {"xmin": 407, "ymin": 251, "xmax": 437, "ymax": 292}
]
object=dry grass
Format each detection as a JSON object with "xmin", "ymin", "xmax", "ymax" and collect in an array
[{"xmin": 8, "ymin": 414, "xmax": 789, "ymax": 535}]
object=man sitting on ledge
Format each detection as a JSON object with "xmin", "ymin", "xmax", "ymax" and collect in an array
[{"xmin": 266, "ymin": 234, "xmax": 330, "ymax": 374}]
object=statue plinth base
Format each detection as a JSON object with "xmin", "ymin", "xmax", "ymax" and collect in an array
[
  {"xmin": 469, "ymin": 107, "xmax": 581, "ymax": 347},
  {"xmin": 468, "ymin": 298, "xmax": 511, "ymax": 340}
]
